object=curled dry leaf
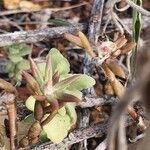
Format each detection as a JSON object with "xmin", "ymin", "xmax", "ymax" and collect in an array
[
  {"xmin": 19, "ymin": 136, "xmax": 29, "ymax": 148},
  {"xmin": 28, "ymin": 121, "xmax": 41, "ymax": 139},
  {"xmin": 34, "ymin": 101, "xmax": 44, "ymax": 121},
  {"xmin": 64, "ymin": 33, "xmax": 83, "ymax": 48},
  {"xmin": 107, "ymin": 61, "xmax": 126, "ymax": 79},
  {"xmin": 0, "ymin": 78, "xmax": 17, "ymax": 95},
  {"xmin": 104, "ymin": 82, "xmax": 114, "ymax": 96},
  {"xmin": 115, "ymin": 36, "xmax": 127, "ymax": 49},
  {"xmin": 78, "ymin": 31, "xmax": 96, "ymax": 57},
  {"xmin": 120, "ymin": 42, "xmax": 136, "ymax": 54},
  {"xmin": 102, "ymin": 63, "xmax": 139, "ymax": 121}
]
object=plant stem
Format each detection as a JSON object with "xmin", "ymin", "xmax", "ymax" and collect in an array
[{"xmin": 5, "ymin": 96, "xmax": 17, "ymax": 150}]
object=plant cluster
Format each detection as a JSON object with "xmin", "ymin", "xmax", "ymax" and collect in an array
[
  {"xmin": 65, "ymin": 31, "xmax": 144, "ymax": 125},
  {"xmin": 19, "ymin": 48, "xmax": 95, "ymax": 148},
  {"xmin": 4, "ymin": 44, "xmax": 32, "ymax": 85}
]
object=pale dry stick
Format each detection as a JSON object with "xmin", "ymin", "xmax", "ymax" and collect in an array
[
  {"xmin": 126, "ymin": 0, "xmax": 150, "ymax": 17},
  {"xmin": 79, "ymin": 0, "xmax": 105, "ymax": 149},
  {"xmin": 5, "ymin": 101, "xmax": 17, "ymax": 150},
  {"xmin": 0, "ymin": 2, "xmax": 88, "ymax": 16},
  {"xmin": 114, "ymin": 3, "xmax": 130, "ymax": 12},
  {"xmin": 103, "ymin": 0, "xmax": 150, "ymax": 34},
  {"xmin": 0, "ymin": 23, "xmax": 87, "ymax": 47},
  {"xmin": 0, "ymin": 93, "xmax": 17, "ymax": 150}
]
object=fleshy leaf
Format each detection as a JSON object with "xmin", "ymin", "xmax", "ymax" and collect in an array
[
  {"xmin": 67, "ymin": 74, "xmax": 95, "ymax": 91},
  {"xmin": 58, "ymin": 106, "xmax": 66, "ymax": 116},
  {"xmin": 65, "ymin": 103, "xmax": 77, "ymax": 125},
  {"xmin": 54, "ymin": 75, "xmax": 80, "ymax": 91},
  {"xmin": 50, "ymin": 48, "xmax": 70, "ymax": 74},
  {"xmin": 45, "ymin": 53, "xmax": 53, "ymax": 82},
  {"xmin": 39, "ymin": 130, "xmax": 48, "ymax": 143},
  {"xmin": 42, "ymin": 114, "xmax": 71, "ymax": 144},
  {"xmin": 37, "ymin": 62, "xmax": 46, "ymax": 78},
  {"xmin": 6, "ymin": 61, "xmax": 15, "ymax": 72},
  {"xmin": 9, "ymin": 55, "xmax": 23, "ymax": 63},
  {"xmin": 64, "ymin": 90, "xmax": 82, "ymax": 99},
  {"xmin": 25, "ymin": 96, "xmax": 36, "ymax": 111},
  {"xmin": 57, "ymin": 92, "xmax": 81, "ymax": 103},
  {"xmin": 17, "ymin": 60, "xmax": 30, "ymax": 70}
]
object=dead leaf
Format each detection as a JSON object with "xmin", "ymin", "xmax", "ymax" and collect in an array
[
  {"xmin": 3, "ymin": 0, "xmax": 20, "ymax": 10},
  {"xmin": 19, "ymin": 0, "xmax": 41, "ymax": 11}
]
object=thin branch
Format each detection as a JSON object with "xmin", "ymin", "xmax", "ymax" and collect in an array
[
  {"xmin": 88, "ymin": 0, "xmax": 105, "ymax": 44},
  {"xmin": 31, "ymin": 117, "xmax": 134, "ymax": 150},
  {"xmin": 0, "ymin": 16, "xmax": 149, "ymax": 47},
  {"xmin": 31, "ymin": 120, "xmax": 109, "ymax": 150},
  {"xmin": 0, "ymin": 23, "xmax": 87, "ymax": 47},
  {"xmin": 126, "ymin": 0, "xmax": 150, "ymax": 17},
  {"xmin": 78, "ymin": 96, "xmax": 117, "ymax": 108}
]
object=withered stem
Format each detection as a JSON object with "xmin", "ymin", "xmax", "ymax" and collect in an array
[{"xmin": 5, "ymin": 101, "xmax": 17, "ymax": 150}]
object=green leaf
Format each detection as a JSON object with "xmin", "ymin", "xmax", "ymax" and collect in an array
[
  {"xmin": 37, "ymin": 62, "xmax": 46, "ymax": 78},
  {"xmin": 23, "ymin": 114, "xmax": 35, "ymax": 124},
  {"xmin": 67, "ymin": 74, "xmax": 95, "ymax": 91},
  {"xmin": 54, "ymin": 75, "xmax": 80, "ymax": 91},
  {"xmin": 39, "ymin": 130, "xmax": 48, "ymax": 143},
  {"xmin": 5, "ymin": 44, "xmax": 31, "ymax": 56},
  {"xmin": 6, "ymin": 61, "xmax": 15, "ymax": 72},
  {"xmin": 130, "ymin": 0, "xmax": 142, "ymax": 79},
  {"xmin": 49, "ymin": 19, "xmax": 71, "ymax": 26},
  {"xmin": 19, "ymin": 45, "xmax": 32, "ymax": 56},
  {"xmin": 50, "ymin": 48, "xmax": 70, "ymax": 74},
  {"xmin": 64, "ymin": 90, "xmax": 82, "ymax": 99},
  {"xmin": 25, "ymin": 96, "xmax": 36, "ymax": 111},
  {"xmin": 15, "ymin": 72, "xmax": 22, "ymax": 81},
  {"xmin": 58, "ymin": 106, "xmax": 66, "ymax": 116},
  {"xmin": 17, "ymin": 60, "xmax": 30, "ymax": 70},
  {"xmin": 9, "ymin": 55, "xmax": 23, "ymax": 63},
  {"xmin": 42, "ymin": 114, "xmax": 71, "ymax": 144},
  {"xmin": 65, "ymin": 103, "xmax": 77, "ymax": 125}
]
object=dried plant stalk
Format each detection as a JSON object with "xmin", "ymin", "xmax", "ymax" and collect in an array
[{"xmin": 5, "ymin": 101, "xmax": 17, "ymax": 150}]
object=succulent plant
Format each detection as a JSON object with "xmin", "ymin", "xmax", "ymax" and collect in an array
[
  {"xmin": 4, "ymin": 44, "xmax": 32, "ymax": 85},
  {"xmin": 21, "ymin": 48, "xmax": 95, "ymax": 146}
]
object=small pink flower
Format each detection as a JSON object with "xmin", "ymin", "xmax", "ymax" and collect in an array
[{"xmin": 98, "ymin": 41, "xmax": 116, "ymax": 59}]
